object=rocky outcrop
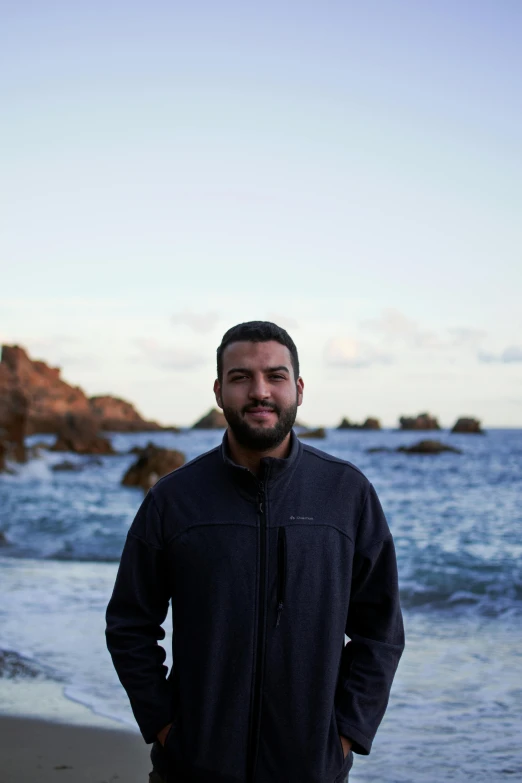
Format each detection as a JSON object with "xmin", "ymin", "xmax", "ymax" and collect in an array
[
  {"xmin": 88, "ymin": 395, "xmax": 169, "ymax": 432},
  {"xmin": 192, "ymin": 408, "xmax": 227, "ymax": 429},
  {"xmin": 451, "ymin": 417, "xmax": 484, "ymax": 434},
  {"xmin": 0, "ymin": 344, "xmax": 172, "ymax": 437},
  {"xmin": 0, "ymin": 345, "xmax": 92, "ymax": 435},
  {"xmin": 298, "ymin": 427, "xmax": 326, "ymax": 439},
  {"xmin": 398, "ymin": 439, "xmax": 461, "ymax": 454},
  {"xmin": 50, "ymin": 414, "xmax": 116, "ymax": 455},
  {"xmin": 337, "ymin": 417, "xmax": 381, "ymax": 430},
  {"xmin": 0, "ymin": 388, "xmax": 28, "ymax": 464},
  {"xmin": 399, "ymin": 413, "xmax": 440, "ymax": 431},
  {"xmin": 368, "ymin": 439, "xmax": 461, "ymax": 455},
  {"xmin": 122, "ymin": 443, "xmax": 185, "ymax": 491}
]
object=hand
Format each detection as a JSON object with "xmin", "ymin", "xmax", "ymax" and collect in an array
[
  {"xmin": 339, "ymin": 734, "xmax": 352, "ymax": 759},
  {"xmin": 157, "ymin": 722, "xmax": 172, "ymax": 747}
]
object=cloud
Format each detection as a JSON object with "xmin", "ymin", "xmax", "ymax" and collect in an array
[
  {"xmin": 134, "ymin": 338, "xmax": 207, "ymax": 370},
  {"xmin": 361, "ymin": 308, "xmax": 437, "ymax": 348},
  {"xmin": 478, "ymin": 345, "xmax": 522, "ymax": 364},
  {"xmin": 362, "ymin": 308, "xmax": 489, "ymax": 355},
  {"xmin": 171, "ymin": 310, "xmax": 220, "ymax": 334},
  {"xmin": 324, "ymin": 336, "xmax": 392, "ymax": 368}
]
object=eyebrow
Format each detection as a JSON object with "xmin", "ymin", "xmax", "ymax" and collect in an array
[{"xmin": 226, "ymin": 365, "xmax": 290, "ymax": 376}]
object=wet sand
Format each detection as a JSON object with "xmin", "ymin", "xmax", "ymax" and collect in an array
[{"xmin": 0, "ymin": 716, "xmax": 151, "ymax": 783}]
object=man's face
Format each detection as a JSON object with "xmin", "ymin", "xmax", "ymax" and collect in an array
[{"xmin": 214, "ymin": 340, "xmax": 304, "ymax": 451}]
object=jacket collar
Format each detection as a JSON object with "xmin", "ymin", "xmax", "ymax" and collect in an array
[{"xmin": 220, "ymin": 428, "xmax": 302, "ymax": 485}]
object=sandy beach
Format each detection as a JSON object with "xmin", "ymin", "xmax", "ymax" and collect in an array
[{"xmin": 0, "ymin": 716, "xmax": 151, "ymax": 783}]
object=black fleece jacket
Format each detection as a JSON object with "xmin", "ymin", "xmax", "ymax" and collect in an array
[{"xmin": 106, "ymin": 431, "xmax": 404, "ymax": 783}]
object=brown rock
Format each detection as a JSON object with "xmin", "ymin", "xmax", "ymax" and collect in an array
[
  {"xmin": 192, "ymin": 408, "xmax": 227, "ymax": 429},
  {"xmin": 298, "ymin": 427, "xmax": 326, "ymax": 439},
  {"xmin": 0, "ymin": 345, "xmax": 92, "ymax": 435},
  {"xmin": 89, "ymin": 395, "xmax": 171, "ymax": 432},
  {"xmin": 50, "ymin": 414, "xmax": 116, "ymax": 455},
  {"xmin": 0, "ymin": 344, "xmax": 174, "ymax": 438},
  {"xmin": 0, "ymin": 440, "xmax": 5, "ymax": 472},
  {"xmin": 451, "ymin": 417, "xmax": 484, "ymax": 434},
  {"xmin": 397, "ymin": 439, "xmax": 461, "ymax": 455},
  {"xmin": 399, "ymin": 413, "xmax": 441, "ymax": 431},
  {"xmin": 122, "ymin": 443, "xmax": 185, "ymax": 491},
  {"xmin": 337, "ymin": 417, "xmax": 381, "ymax": 430}
]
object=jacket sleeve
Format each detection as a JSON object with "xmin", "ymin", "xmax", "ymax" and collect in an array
[
  {"xmin": 335, "ymin": 483, "xmax": 405, "ymax": 755},
  {"xmin": 105, "ymin": 490, "xmax": 174, "ymax": 743}
]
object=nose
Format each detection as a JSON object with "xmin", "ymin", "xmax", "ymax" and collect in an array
[{"xmin": 248, "ymin": 373, "xmax": 270, "ymax": 401}]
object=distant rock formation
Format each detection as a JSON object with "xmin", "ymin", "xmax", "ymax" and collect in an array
[
  {"xmin": 122, "ymin": 443, "xmax": 185, "ymax": 491},
  {"xmin": 192, "ymin": 408, "xmax": 227, "ymax": 429},
  {"xmin": 368, "ymin": 439, "xmax": 461, "ymax": 455},
  {"xmin": 0, "ymin": 344, "xmax": 172, "ymax": 438},
  {"xmin": 337, "ymin": 417, "xmax": 381, "ymax": 430},
  {"xmin": 398, "ymin": 439, "xmax": 461, "ymax": 454},
  {"xmin": 0, "ymin": 345, "xmax": 92, "ymax": 434},
  {"xmin": 399, "ymin": 413, "xmax": 440, "ymax": 431},
  {"xmin": 298, "ymin": 427, "xmax": 326, "ymax": 439},
  {"xmin": 89, "ymin": 395, "xmax": 169, "ymax": 432},
  {"xmin": 451, "ymin": 417, "xmax": 484, "ymax": 434},
  {"xmin": 50, "ymin": 414, "xmax": 116, "ymax": 455}
]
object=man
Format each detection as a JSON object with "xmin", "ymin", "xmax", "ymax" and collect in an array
[{"xmin": 106, "ymin": 321, "xmax": 405, "ymax": 783}]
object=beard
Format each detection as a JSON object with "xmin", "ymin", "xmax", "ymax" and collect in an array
[{"xmin": 222, "ymin": 397, "xmax": 298, "ymax": 451}]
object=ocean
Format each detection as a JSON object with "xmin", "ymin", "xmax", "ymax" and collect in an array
[{"xmin": 1, "ymin": 428, "xmax": 521, "ymax": 782}]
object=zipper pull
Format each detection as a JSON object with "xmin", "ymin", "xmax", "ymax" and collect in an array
[{"xmin": 275, "ymin": 601, "xmax": 284, "ymax": 627}]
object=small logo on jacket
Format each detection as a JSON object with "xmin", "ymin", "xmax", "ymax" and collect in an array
[{"xmin": 289, "ymin": 515, "xmax": 314, "ymax": 520}]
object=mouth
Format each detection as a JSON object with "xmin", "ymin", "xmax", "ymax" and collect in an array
[{"xmin": 244, "ymin": 407, "xmax": 278, "ymax": 422}]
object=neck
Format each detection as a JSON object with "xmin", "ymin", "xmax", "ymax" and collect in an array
[{"xmin": 226, "ymin": 430, "xmax": 292, "ymax": 477}]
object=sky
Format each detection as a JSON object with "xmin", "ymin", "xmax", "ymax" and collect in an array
[{"xmin": 1, "ymin": 1, "xmax": 521, "ymax": 427}]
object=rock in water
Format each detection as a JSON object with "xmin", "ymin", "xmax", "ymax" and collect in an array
[
  {"xmin": 337, "ymin": 417, "xmax": 381, "ymax": 430},
  {"xmin": 192, "ymin": 408, "xmax": 227, "ymax": 429},
  {"xmin": 397, "ymin": 439, "xmax": 462, "ymax": 454},
  {"xmin": 451, "ymin": 417, "xmax": 484, "ymax": 434},
  {"xmin": 89, "ymin": 395, "xmax": 170, "ymax": 432},
  {"xmin": 122, "ymin": 444, "xmax": 185, "ymax": 491},
  {"xmin": 298, "ymin": 427, "xmax": 326, "ymax": 439},
  {"xmin": 50, "ymin": 414, "xmax": 115, "ymax": 455},
  {"xmin": 399, "ymin": 412, "xmax": 441, "ymax": 430}
]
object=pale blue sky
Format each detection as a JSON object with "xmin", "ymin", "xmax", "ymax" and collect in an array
[{"xmin": 1, "ymin": 1, "xmax": 521, "ymax": 426}]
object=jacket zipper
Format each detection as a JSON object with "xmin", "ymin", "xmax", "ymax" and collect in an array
[
  {"xmin": 275, "ymin": 526, "xmax": 286, "ymax": 627},
  {"xmin": 247, "ymin": 481, "xmax": 268, "ymax": 783}
]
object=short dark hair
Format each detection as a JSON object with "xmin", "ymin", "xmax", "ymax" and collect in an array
[{"xmin": 217, "ymin": 321, "xmax": 300, "ymax": 382}]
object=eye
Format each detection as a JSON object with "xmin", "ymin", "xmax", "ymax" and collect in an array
[
  {"xmin": 231, "ymin": 374, "xmax": 248, "ymax": 382},
  {"xmin": 270, "ymin": 374, "xmax": 286, "ymax": 381}
]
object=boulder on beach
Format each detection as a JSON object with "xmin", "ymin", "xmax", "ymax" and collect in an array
[
  {"xmin": 337, "ymin": 417, "xmax": 381, "ymax": 430},
  {"xmin": 397, "ymin": 439, "xmax": 462, "ymax": 455},
  {"xmin": 192, "ymin": 408, "xmax": 227, "ymax": 429},
  {"xmin": 399, "ymin": 412, "xmax": 441, "ymax": 431},
  {"xmin": 50, "ymin": 414, "xmax": 116, "ymax": 455},
  {"xmin": 451, "ymin": 417, "xmax": 484, "ymax": 434},
  {"xmin": 298, "ymin": 427, "xmax": 326, "ymax": 439},
  {"xmin": 122, "ymin": 443, "xmax": 185, "ymax": 491}
]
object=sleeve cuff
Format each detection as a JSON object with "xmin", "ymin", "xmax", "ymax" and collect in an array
[{"xmin": 335, "ymin": 718, "xmax": 372, "ymax": 755}]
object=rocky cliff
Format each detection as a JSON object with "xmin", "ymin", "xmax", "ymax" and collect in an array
[{"xmin": 0, "ymin": 344, "xmax": 166, "ymax": 435}]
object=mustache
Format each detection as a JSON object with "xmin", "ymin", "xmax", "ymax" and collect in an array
[{"xmin": 242, "ymin": 401, "xmax": 280, "ymax": 414}]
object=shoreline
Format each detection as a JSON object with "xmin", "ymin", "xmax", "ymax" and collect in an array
[{"xmin": 0, "ymin": 715, "xmax": 151, "ymax": 783}]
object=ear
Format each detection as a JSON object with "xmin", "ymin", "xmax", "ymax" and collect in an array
[
  {"xmin": 213, "ymin": 378, "xmax": 223, "ymax": 409},
  {"xmin": 296, "ymin": 377, "xmax": 304, "ymax": 407}
]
